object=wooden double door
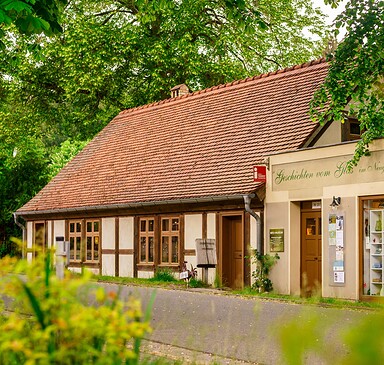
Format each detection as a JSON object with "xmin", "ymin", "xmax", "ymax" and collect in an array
[{"xmin": 301, "ymin": 211, "xmax": 322, "ymax": 295}]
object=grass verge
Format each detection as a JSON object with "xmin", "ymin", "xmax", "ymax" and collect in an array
[{"xmin": 93, "ymin": 275, "xmax": 384, "ymax": 310}]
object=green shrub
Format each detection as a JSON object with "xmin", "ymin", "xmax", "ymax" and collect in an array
[
  {"xmin": 213, "ymin": 272, "xmax": 223, "ymax": 288},
  {"xmin": 0, "ymin": 239, "xmax": 20, "ymax": 258},
  {"xmin": 249, "ymin": 249, "xmax": 279, "ymax": 293},
  {"xmin": 0, "ymin": 250, "xmax": 154, "ymax": 364},
  {"xmin": 150, "ymin": 268, "xmax": 177, "ymax": 282},
  {"xmin": 188, "ymin": 278, "xmax": 208, "ymax": 288}
]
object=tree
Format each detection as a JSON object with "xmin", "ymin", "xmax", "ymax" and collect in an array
[
  {"xmin": 0, "ymin": 0, "xmax": 67, "ymax": 38},
  {"xmin": 0, "ymin": 0, "xmax": 329, "ymax": 249},
  {"xmin": 2, "ymin": 0, "xmax": 329, "ymax": 139},
  {"xmin": 311, "ymin": 0, "xmax": 384, "ymax": 166}
]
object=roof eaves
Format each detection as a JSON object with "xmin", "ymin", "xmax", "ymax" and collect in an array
[{"xmin": 15, "ymin": 192, "xmax": 261, "ymax": 218}]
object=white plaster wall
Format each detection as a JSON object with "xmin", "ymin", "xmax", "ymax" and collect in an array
[
  {"xmin": 119, "ymin": 217, "xmax": 134, "ymax": 249},
  {"xmin": 184, "ymin": 214, "xmax": 202, "ymax": 270},
  {"xmin": 289, "ymin": 202, "xmax": 301, "ymax": 296},
  {"xmin": 138, "ymin": 271, "xmax": 154, "ymax": 279},
  {"xmin": 102, "ymin": 218, "xmax": 115, "ymax": 250},
  {"xmin": 313, "ymin": 120, "xmax": 341, "ymax": 147},
  {"xmin": 27, "ymin": 221, "xmax": 33, "ymax": 262},
  {"xmin": 68, "ymin": 267, "xmax": 82, "ymax": 274},
  {"xmin": 27, "ymin": 221, "xmax": 33, "ymax": 249},
  {"xmin": 185, "ymin": 214, "xmax": 202, "ymax": 249},
  {"xmin": 267, "ymin": 202, "xmax": 290, "ymax": 295},
  {"xmin": 249, "ymin": 215, "xmax": 257, "ymax": 287},
  {"xmin": 102, "ymin": 254, "xmax": 115, "ymax": 276},
  {"xmin": 69, "ymin": 267, "xmax": 99, "ymax": 275},
  {"xmin": 208, "ymin": 268, "xmax": 217, "ymax": 285},
  {"xmin": 53, "ymin": 220, "xmax": 66, "ymax": 247},
  {"xmin": 101, "ymin": 218, "xmax": 116, "ymax": 277},
  {"xmin": 207, "ymin": 213, "xmax": 216, "ymax": 239},
  {"xmin": 47, "ymin": 221, "xmax": 53, "ymax": 248},
  {"xmin": 206, "ymin": 213, "xmax": 217, "ymax": 285},
  {"xmin": 119, "ymin": 255, "xmax": 134, "ymax": 277}
]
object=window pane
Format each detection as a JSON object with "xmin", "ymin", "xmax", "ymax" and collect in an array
[
  {"xmin": 148, "ymin": 220, "xmax": 154, "ymax": 232},
  {"xmin": 94, "ymin": 221, "xmax": 99, "ymax": 232},
  {"xmin": 306, "ymin": 218, "xmax": 316, "ymax": 235},
  {"xmin": 70, "ymin": 237, "xmax": 75, "ymax": 260},
  {"xmin": 140, "ymin": 237, "xmax": 146, "ymax": 262},
  {"xmin": 350, "ymin": 122, "xmax": 360, "ymax": 135},
  {"xmin": 87, "ymin": 237, "xmax": 92, "ymax": 260},
  {"xmin": 76, "ymin": 222, "xmax": 81, "ymax": 233},
  {"xmin": 94, "ymin": 236, "xmax": 99, "ymax": 245},
  {"xmin": 172, "ymin": 219, "xmax": 179, "ymax": 231},
  {"xmin": 70, "ymin": 223, "xmax": 75, "ymax": 233},
  {"xmin": 162, "ymin": 219, "xmax": 169, "ymax": 232},
  {"xmin": 94, "ymin": 241, "xmax": 99, "ymax": 261},
  {"xmin": 148, "ymin": 237, "xmax": 154, "ymax": 262},
  {"xmin": 162, "ymin": 236, "xmax": 169, "ymax": 263},
  {"xmin": 171, "ymin": 236, "xmax": 178, "ymax": 263},
  {"xmin": 35, "ymin": 223, "xmax": 45, "ymax": 248},
  {"xmin": 140, "ymin": 220, "xmax": 146, "ymax": 232},
  {"xmin": 76, "ymin": 237, "xmax": 81, "ymax": 260},
  {"xmin": 87, "ymin": 222, "xmax": 92, "ymax": 232},
  {"xmin": 319, "ymin": 218, "xmax": 322, "ymax": 235}
]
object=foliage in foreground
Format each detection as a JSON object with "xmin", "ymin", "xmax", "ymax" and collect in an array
[
  {"xmin": 278, "ymin": 307, "xmax": 384, "ymax": 365},
  {"xmin": 0, "ymin": 251, "xmax": 154, "ymax": 364}
]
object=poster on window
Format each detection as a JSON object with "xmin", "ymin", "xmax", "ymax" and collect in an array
[
  {"xmin": 330, "ymin": 213, "xmax": 345, "ymax": 285},
  {"xmin": 329, "ymin": 214, "xmax": 337, "ymax": 246}
]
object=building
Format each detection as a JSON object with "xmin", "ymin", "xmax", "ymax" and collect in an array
[
  {"xmin": 16, "ymin": 58, "xmax": 379, "ymax": 300},
  {"xmin": 266, "ymin": 138, "xmax": 384, "ymax": 301}
]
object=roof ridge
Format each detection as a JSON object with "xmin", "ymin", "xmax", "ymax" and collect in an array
[{"xmin": 118, "ymin": 58, "xmax": 327, "ymax": 116}]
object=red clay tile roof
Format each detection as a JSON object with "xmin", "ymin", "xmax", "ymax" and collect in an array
[{"xmin": 18, "ymin": 58, "xmax": 328, "ymax": 214}]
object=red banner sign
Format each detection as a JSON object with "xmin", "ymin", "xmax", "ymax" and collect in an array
[{"xmin": 253, "ymin": 165, "xmax": 267, "ymax": 183}]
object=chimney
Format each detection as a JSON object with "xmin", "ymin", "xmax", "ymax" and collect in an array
[{"xmin": 170, "ymin": 84, "xmax": 190, "ymax": 98}]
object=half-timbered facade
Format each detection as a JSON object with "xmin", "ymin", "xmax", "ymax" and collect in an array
[{"xmin": 16, "ymin": 59, "xmax": 334, "ymax": 289}]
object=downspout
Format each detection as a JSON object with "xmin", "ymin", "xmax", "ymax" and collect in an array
[
  {"xmin": 13, "ymin": 213, "xmax": 26, "ymax": 259},
  {"xmin": 243, "ymin": 194, "xmax": 264, "ymax": 255}
]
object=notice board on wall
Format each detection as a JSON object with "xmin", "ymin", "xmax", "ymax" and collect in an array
[{"xmin": 329, "ymin": 213, "xmax": 345, "ymax": 286}]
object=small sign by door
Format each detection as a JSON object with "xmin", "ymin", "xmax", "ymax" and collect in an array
[
  {"xmin": 270, "ymin": 228, "xmax": 284, "ymax": 252},
  {"xmin": 253, "ymin": 165, "xmax": 267, "ymax": 183}
]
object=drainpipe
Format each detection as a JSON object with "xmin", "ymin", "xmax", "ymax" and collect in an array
[
  {"xmin": 243, "ymin": 194, "xmax": 264, "ymax": 255},
  {"xmin": 13, "ymin": 213, "xmax": 26, "ymax": 259}
]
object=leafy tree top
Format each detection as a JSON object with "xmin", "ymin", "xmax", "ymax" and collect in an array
[
  {"xmin": 0, "ymin": 0, "xmax": 67, "ymax": 41},
  {"xmin": 311, "ymin": 0, "xmax": 384, "ymax": 165}
]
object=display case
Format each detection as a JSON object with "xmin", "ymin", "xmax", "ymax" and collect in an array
[{"xmin": 369, "ymin": 209, "xmax": 384, "ymax": 296}]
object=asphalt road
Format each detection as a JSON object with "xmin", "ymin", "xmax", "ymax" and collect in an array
[{"xmin": 97, "ymin": 284, "xmax": 372, "ymax": 365}]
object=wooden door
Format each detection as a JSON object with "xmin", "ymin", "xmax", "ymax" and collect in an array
[
  {"xmin": 301, "ymin": 211, "xmax": 322, "ymax": 295},
  {"xmin": 221, "ymin": 215, "xmax": 243, "ymax": 289}
]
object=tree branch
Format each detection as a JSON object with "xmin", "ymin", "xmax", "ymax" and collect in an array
[{"xmin": 247, "ymin": 45, "xmax": 282, "ymax": 68}]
